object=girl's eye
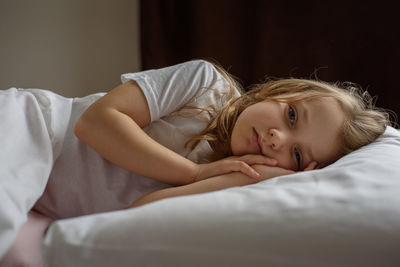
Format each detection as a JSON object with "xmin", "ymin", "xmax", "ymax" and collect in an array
[
  {"xmin": 294, "ymin": 147, "xmax": 302, "ymax": 170},
  {"xmin": 288, "ymin": 106, "xmax": 296, "ymax": 125}
]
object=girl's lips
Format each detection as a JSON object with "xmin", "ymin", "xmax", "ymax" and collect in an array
[{"xmin": 253, "ymin": 128, "xmax": 262, "ymax": 153}]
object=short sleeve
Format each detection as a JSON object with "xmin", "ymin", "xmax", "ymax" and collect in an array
[{"xmin": 121, "ymin": 60, "xmax": 225, "ymax": 122}]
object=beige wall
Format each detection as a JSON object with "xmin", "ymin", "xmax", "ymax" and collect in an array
[{"xmin": 0, "ymin": 0, "xmax": 141, "ymax": 97}]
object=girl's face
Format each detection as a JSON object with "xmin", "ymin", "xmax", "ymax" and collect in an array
[{"xmin": 230, "ymin": 97, "xmax": 345, "ymax": 171}]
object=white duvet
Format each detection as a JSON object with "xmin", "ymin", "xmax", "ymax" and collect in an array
[{"xmin": 40, "ymin": 126, "xmax": 400, "ymax": 267}]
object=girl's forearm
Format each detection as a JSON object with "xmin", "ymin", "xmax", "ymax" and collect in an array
[
  {"xmin": 129, "ymin": 172, "xmax": 256, "ymax": 208},
  {"xmin": 75, "ymin": 109, "xmax": 198, "ymax": 185}
]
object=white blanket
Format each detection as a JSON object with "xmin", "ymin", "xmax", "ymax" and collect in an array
[{"xmin": 0, "ymin": 88, "xmax": 71, "ymax": 259}]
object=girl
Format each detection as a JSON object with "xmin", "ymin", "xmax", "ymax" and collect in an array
[{"xmin": 0, "ymin": 60, "xmax": 390, "ymax": 266}]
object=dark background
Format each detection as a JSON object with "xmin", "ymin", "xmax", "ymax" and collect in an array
[{"xmin": 140, "ymin": 0, "xmax": 399, "ymax": 124}]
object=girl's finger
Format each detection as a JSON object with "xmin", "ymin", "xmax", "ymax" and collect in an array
[
  {"xmin": 248, "ymin": 168, "xmax": 261, "ymax": 179},
  {"xmin": 233, "ymin": 161, "xmax": 260, "ymax": 179},
  {"xmin": 242, "ymin": 155, "xmax": 278, "ymax": 166},
  {"xmin": 240, "ymin": 165, "xmax": 260, "ymax": 179},
  {"xmin": 259, "ymin": 157, "xmax": 278, "ymax": 166}
]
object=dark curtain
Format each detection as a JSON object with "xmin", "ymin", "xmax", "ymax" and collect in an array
[{"xmin": 140, "ymin": 0, "xmax": 400, "ymax": 123}]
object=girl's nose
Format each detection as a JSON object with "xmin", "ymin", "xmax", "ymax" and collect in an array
[{"xmin": 269, "ymin": 128, "xmax": 286, "ymax": 150}]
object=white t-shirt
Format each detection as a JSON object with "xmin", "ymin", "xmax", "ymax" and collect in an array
[{"xmin": 33, "ymin": 60, "xmax": 240, "ymax": 219}]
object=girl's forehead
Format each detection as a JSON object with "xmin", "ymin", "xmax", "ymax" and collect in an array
[{"xmin": 301, "ymin": 97, "xmax": 344, "ymax": 121}]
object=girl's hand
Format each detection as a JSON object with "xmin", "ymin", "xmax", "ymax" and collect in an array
[
  {"xmin": 195, "ymin": 154, "xmax": 278, "ymax": 182},
  {"xmin": 252, "ymin": 161, "xmax": 318, "ymax": 181},
  {"xmin": 303, "ymin": 161, "xmax": 319, "ymax": 171}
]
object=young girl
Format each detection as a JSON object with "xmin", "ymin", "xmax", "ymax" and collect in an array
[{"xmin": 0, "ymin": 60, "xmax": 390, "ymax": 266}]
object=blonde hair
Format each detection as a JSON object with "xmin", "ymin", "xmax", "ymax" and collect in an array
[{"xmin": 184, "ymin": 63, "xmax": 393, "ymax": 163}]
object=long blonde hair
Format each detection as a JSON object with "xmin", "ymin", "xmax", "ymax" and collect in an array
[{"xmin": 183, "ymin": 62, "xmax": 393, "ymax": 162}]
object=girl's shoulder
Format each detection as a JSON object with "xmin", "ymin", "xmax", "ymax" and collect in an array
[
  {"xmin": 120, "ymin": 60, "xmax": 241, "ymax": 122},
  {"xmin": 189, "ymin": 60, "xmax": 241, "ymax": 107}
]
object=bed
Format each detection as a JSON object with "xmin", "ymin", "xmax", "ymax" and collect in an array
[
  {"xmin": 32, "ymin": 126, "xmax": 400, "ymax": 266},
  {"xmin": 1, "ymin": 119, "xmax": 399, "ymax": 266}
]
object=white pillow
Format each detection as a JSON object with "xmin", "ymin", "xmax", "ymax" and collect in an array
[{"xmin": 43, "ymin": 127, "xmax": 400, "ymax": 267}]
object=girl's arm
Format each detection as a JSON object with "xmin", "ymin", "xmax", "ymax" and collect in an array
[
  {"xmin": 129, "ymin": 171, "xmax": 257, "ymax": 208},
  {"xmin": 75, "ymin": 81, "xmax": 277, "ymax": 185},
  {"xmin": 75, "ymin": 81, "xmax": 199, "ymax": 185},
  {"xmin": 129, "ymin": 164, "xmax": 299, "ymax": 208}
]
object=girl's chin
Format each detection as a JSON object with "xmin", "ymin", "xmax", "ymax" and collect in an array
[
  {"xmin": 232, "ymin": 149, "xmax": 254, "ymax": 156},
  {"xmin": 230, "ymin": 139, "xmax": 256, "ymax": 155},
  {"xmin": 231, "ymin": 147, "xmax": 246, "ymax": 156}
]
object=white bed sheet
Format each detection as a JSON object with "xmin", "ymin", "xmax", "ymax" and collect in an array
[
  {"xmin": 0, "ymin": 88, "xmax": 71, "ymax": 259},
  {"xmin": 43, "ymin": 127, "xmax": 400, "ymax": 267}
]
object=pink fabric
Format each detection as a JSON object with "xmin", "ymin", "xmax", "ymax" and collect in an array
[{"xmin": 0, "ymin": 211, "xmax": 53, "ymax": 267}]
